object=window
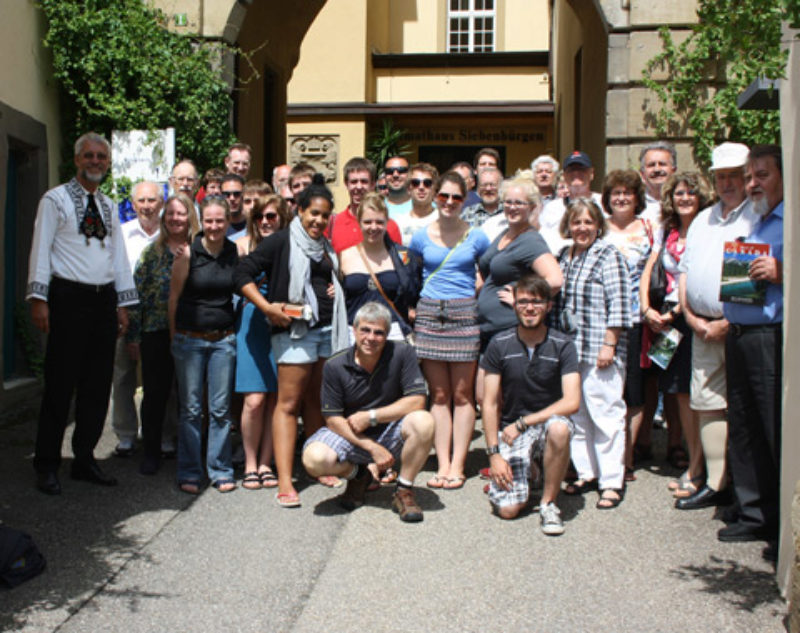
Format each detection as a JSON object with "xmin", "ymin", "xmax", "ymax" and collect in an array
[{"xmin": 448, "ymin": 0, "xmax": 495, "ymax": 53}]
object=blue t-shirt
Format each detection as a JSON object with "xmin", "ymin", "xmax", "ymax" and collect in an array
[{"xmin": 409, "ymin": 227, "xmax": 489, "ymax": 299}]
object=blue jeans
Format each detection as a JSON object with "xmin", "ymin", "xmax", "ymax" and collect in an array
[{"xmin": 171, "ymin": 332, "xmax": 236, "ymax": 484}]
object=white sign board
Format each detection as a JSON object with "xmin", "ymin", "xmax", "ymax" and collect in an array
[{"xmin": 111, "ymin": 128, "xmax": 175, "ymax": 186}]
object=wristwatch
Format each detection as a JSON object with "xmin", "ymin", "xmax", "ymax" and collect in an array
[
  {"xmin": 485, "ymin": 445, "xmax": 500, "ymax": 456},
  {"xmin": 369, "ymin": 409, "xmax": 378, "ymax": 427}
]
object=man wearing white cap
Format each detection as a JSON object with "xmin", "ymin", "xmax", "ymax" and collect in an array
[{"xmin": 674, "ymin": 142, "xmax": 757, "ymax": 512}]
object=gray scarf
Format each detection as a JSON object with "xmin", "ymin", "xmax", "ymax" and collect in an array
[{"xmin": 288, "ymin": 216, "xmax": 348, "ymax": 353}]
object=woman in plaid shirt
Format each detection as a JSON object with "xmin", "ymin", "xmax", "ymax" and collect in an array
[{"xmin": 554, "ymin": 198, "xmax": 632, "ymax": 508}]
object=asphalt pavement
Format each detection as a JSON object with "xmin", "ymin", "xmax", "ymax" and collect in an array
[{"xmin": 0, "ymin": 404, "xmax": 787, "ymax": 633}]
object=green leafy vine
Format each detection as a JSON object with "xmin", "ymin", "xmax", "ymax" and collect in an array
[{"xmin": 642, "ymin": 0, "xmax": 791, "ymax": 167}]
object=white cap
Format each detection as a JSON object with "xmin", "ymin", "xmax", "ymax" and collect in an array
[{"xmin": 710, "ymin": 142, "xmax": 749, "ymax": 171}]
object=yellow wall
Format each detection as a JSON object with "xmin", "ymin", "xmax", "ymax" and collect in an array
[
  {"xmin": 374, "ymin": 67, "xmax": 549, "ymax": 103},
  {"xmin": 504, "ymin": 0, "xmax": 550, "ymax": 51},
  {"xmin": 0, "ymin": 0, "xmax": 61, "ymax": 185},
  {"xmin": 286, "ymin": 120, "xmax": 367, "ymax": 210},
  {"xmin": 288, "ymin": 0, "xmax": 368, "ymax": 103}
]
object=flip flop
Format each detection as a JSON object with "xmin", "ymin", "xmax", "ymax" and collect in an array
[
  {"xmin": 380, "ymin": 468, "xmax": 398, "ymax": 485},
  {"xmin": 275, "ymin": 491, "xmax": 301, "ymax": 508},
  {"xmin": 443, "ymin": 476, "xmax": 466, "ymax": 490},
  {"xmin": 178, "ymin": 481, "xmax": 201, "ymax": 495},
  {"xmin": 212, "ymin": 479, "xmax": 237, "ymax": 493},
  {"xmin": 564, "ymin": 479, "xmax": 598, "ymax": 495},
  {"xmin": 426, "ymin": 474, "xmax": 447, "ymax": 489},
  {"xmin": 318, "ymin": 475, "xmax": 344, "ymax": 489}
]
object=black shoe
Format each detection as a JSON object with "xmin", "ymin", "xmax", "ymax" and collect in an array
[
  {"xmin": 675, "ymin": 485, "xmax": 731, "ymax": 510},
  {"xmin": 71, "ymin": 460, "xmax": 118, "ymax": 486},
  {"xmin": 762, "ymin": 541, "xmax": 778, "ymax": 562},
  {"xmin": 338, "ymin": 468, "xmax": 373, "ymax": 512},
  {"xmin": 139, "ymin": 454, "xmax": 160, "ymax": 476},
  {"xmin": 113, "ymin": 441, "xmax": 135, "ymax": 457},
  {"xmin": 719, "ymin": 503, "xmax": 740, "ymax": 524},
  {"xmin": 36, "ymin": 471, "xmax": 61, "ymax": 495},
  {"xmin": 717, "ymin": 521, "xmax": 773, "ymax": 543}
]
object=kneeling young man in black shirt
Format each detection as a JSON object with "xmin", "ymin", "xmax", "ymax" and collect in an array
[{"xmin": 482, "ymin": 273, "xmax": 580, "ymax": 535}]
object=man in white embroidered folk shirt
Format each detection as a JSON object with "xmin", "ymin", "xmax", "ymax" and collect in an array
[{"xmin": 27, "ymin": 132, "xmax": 138, "ymax": 495}]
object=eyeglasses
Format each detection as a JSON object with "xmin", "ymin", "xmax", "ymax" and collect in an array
[
  {"xmin": 386, "ymin": 166, "xmax": 408, "ymax": 175},
  {"xmin": 256, "ymin": 212, "xmax": 279, "ymax": 222},
  {"xmin": 135, "ymin": 197, "xmax": 160, "ymax": 204},
  {"xmin": 357, "ymin": 325, "xmax": 387, "ymax": 337},
  {"xmin": 172, "ymin": 176, "xmax": 197, "ymax": 183},
  {"xmin": 410, "ymin": 178, "xmax": 433, "ymax": 188},
  {"xmin": 222, "ymin": 190, "xmax": 242, "ymax": 198},
  {"xmin": 516, "ymin": 298, "xmax": 548, "ymax": 307},
  {"xmin": 502, "ymin": 199, "xmax": 530, "ymax": 208},
  {"xmin": 436, "ymin": 192, "xmax": 464, "ymax": 204}
]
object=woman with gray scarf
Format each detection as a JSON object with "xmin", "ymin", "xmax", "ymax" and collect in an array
[{"xmin": 235, "ymin": 175, "xmax": 348, "ymax": 507}]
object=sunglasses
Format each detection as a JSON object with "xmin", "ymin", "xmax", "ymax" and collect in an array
[
  {"xmin": 436, "ymin": 192, "xmax": 464, "ymax": 204},
  {"xmin": 222, "ymin": 190, "xmax": 242, "ymax": 198},
  {"xmin": 377, "ymin": 184, "xmax": 389, "ymax": 192},
  {"xmin": 386, "ymin": 166, "xmax": 409, "ymax": 175},
  {"xmin": 256, "ymin": 212, "xmax": 279, "ymax": 221},
  {"xmin": 410, "ymin": 178, "xmax": 433, "ymax": 188}
]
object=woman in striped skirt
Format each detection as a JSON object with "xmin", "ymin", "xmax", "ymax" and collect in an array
[{"xmin": 409, "ymin": 171, "xmax": 490, "ymax": 489}]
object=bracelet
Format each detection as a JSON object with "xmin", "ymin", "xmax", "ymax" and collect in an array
[
  {"xmin": 485, "ymin": 445, "xmax": 500, "ymax": 456},
  {"xmin": 515, "ymin": 417, "xmax": 526, "ymax": 433},
  {"xmin": 602, "ymin": 342, "xmax": 616, "ymax": 348}
]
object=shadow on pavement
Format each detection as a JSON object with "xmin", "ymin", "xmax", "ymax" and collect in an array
[
  {"xmin": 0, "ymin": 408, "xmax": 195, "ymax": 632},
  {"xmin": 670, "ymin": 555, "xmax": 783, "ymax": 613}
]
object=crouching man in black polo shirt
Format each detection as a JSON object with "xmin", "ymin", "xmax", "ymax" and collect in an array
[
  {"xmin": 482, "ymin": 273, "xmax": 580, "ymax": 535},
  {"xmin": 302, "ymin": 302, "xmax": 434, "ymax": 522}
]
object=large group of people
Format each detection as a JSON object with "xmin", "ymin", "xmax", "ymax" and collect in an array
[{"xmin": 26, "ymin": 134, "xmax": 784, "ymax": 553}]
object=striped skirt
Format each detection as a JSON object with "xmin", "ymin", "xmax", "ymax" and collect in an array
[{"xmin": 414, "ymin": 297, "xmax": 480, "ymax": 362}]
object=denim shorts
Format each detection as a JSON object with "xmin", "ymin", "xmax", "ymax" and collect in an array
[{"xmin": 271, "ymin": 324, "xmax": 332, "ymax": 364}]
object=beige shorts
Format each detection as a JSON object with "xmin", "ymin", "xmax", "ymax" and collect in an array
[{"xmin": 690, "ymin": 335, "xmax": 727, "ymax": 411}]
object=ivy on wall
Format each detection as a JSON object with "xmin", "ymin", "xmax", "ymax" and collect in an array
[
  {"xmin": 642, "ymin": 0, "xmax": 794, "ymax": 166},
  {"xmin": 39, "ymin": 0, "xmax": 236, "ymax": 180}
]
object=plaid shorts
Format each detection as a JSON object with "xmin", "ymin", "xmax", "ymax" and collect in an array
[
  {"xmin": 489, "ymin": 415, "xmax": 574, "ymax": 508},
  {"xmin": 304, "ymin": 420, "xmax": 405, "ymax": 464}
]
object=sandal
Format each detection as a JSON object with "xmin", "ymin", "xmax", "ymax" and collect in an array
[
  {"xmin": 564, "ymin": 479, "xmax": 598, "ymax": 495},
  {"xmin": 672, "ymin": 474, "xmax": 705, "ymax": 499},
  {"xmin": 275, "ymin": 491, "xmax": 301, "ymax": 508},
  {"xmin": 667, "ymin": 470, "xmax": 691, "ymax": 491},
  {"xmin": 443, "ymin": 476, "xmax": 466, "ymax": 490},
  {"xmin": 624, "ymin": 467, "xmax": 637, "ymax": 482},
  {"xmin": 212, "ymin": 479, "xmax": 236, "ymax": 493},
  {"xmin": 426, "ymin": 474, "xmax": 447, "ymax": 489},
  {"xmin": 242, "ymin": 471, "xmax": 262, "ymax": 490},
  {"xmin": 596, "ymin": 488, "xmax": 624, "ymax": 509},
  {"xmin": 259, "ymin": 469, "xmax": 278, "ymax": 489},
  {"xmin": 318, "ymin": 475, "xmax": 344, "ymax": 489},
  {"xmin": 380, "ymin": 468, "xmax": 398, "ymax": 485}
]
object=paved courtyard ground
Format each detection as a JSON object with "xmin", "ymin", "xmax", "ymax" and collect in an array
[{"xmin": 0, "ymin": 406, "xmax": 787, "ymax": 633}]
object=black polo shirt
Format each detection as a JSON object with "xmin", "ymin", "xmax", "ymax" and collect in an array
[
  {"xmin": 480, "ymin": 327, "xmax": 578, "ymax": 429},
  {"xmin": 321, "ymin": 341, "xmax": 426, "ymax": 430}
]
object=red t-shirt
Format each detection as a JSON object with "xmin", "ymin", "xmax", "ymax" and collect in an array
[{"xmin": 325, "ymin": 206, "xmax": 403, "ymax": 253}]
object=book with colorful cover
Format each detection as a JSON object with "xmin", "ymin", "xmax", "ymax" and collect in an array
[
  {"xmin": 648, "ymin": 326, "xmax": 683, "ymax": 370},
  {"xmin": 719, "ymin": 241, "xmax": 770, "ymax": 305}
]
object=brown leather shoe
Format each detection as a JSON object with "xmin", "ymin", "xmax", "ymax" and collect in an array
[
  {"xmin": 338, "ymin": 468, "xmax": 373, "ymax": 511},
  {"xmin": 392, "ymin": 487, "xmax": 423, "ymax": 522}
]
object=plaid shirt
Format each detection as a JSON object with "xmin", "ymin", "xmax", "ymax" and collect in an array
[
  {"xmin": 460, "ymin": 201, "xmax": 503, "ymax": 229},
  {"xmin": 554, "ymin": 239, "xmax": 631, "ymax": 364}
]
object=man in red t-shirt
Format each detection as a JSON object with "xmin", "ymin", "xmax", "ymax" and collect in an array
[{"xmin": 326, "ymin": 157, "xmax": 402, "ymax": 253}]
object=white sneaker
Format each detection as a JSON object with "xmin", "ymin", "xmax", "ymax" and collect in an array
[{"xmin": 539, "ymin": 502, "xmax": 565, "ymax": 536}]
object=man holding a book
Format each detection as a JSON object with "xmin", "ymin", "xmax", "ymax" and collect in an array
[
  {"xmin": 720, "ymin": 144, "xmax": 783, "ymax": 555},
  {"xmin": 676, "ymin": 142, "xmax": 756, "ymax": 513}
]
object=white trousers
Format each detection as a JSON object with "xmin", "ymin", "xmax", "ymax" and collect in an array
[{"xmin": 571, "ymin": 360, "xmax": 626, "ymax": 490}]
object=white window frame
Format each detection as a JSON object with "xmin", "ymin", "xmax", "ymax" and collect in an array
[{"xmin": 447, "ymin": 0, "xmax": 496, "ymax": 53}]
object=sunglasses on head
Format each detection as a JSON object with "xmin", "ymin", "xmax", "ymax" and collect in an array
[
  {"xmin": 410, "ymin": 178, "xmax": 433, "ymax": 188},
  {"xmin": 436, "ymin": 192, "xmax": 464, "ymax": 204}
]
